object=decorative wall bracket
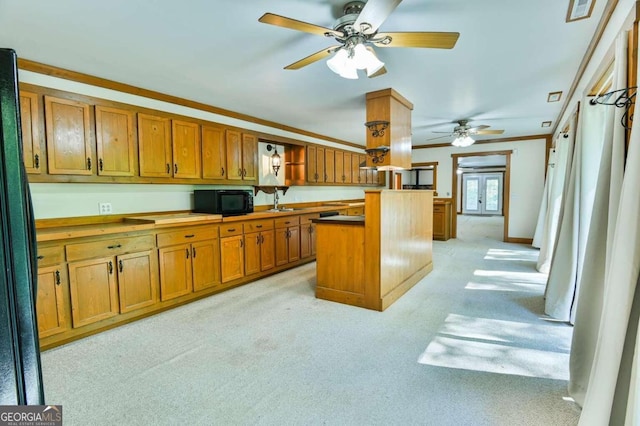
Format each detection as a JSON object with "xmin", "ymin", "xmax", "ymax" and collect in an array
[
  {"xmin": 590, "ymin": 86, "xmax": 636, "ymax": 129},
  {"xmin": 365, "ymin": 146, "xmax": 390, "ymax": 164},
  {"xmin": 253, "ymin": 185, "xmax": 289, "ymax": 196},
  {"xmin": 364, "ymin": 120, "xmax": 389, "ymax": 137}
]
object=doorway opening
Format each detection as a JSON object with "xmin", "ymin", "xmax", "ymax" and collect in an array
[{"xmin": 451, "ymin": 150, "xmax": 512, "ymax": 241}]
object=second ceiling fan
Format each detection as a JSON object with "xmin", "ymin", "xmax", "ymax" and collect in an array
[
  {"xmin": 259, "ymin": 0, "xmax": 460, "ymax": 79},
  {"xmin": 427, "ymin": 120, "xmax": 505, "ymax": 147}
]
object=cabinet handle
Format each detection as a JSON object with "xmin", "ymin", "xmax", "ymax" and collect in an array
[
  {"xmin": 243, "ymin": 168, "xmax": 247, "ymax": 177},
  {"xmin": 108, "ymin": 261, "xmax": 113, "ymax": 274},
  {"xmin": 107, "ymin": 244, "xmax": 122, "ymax": 249},
  {"xmin": 221, "ymin": 167, "xmax": 225, "ymax": 176},
  {"xmin": 260, "ymin": 235, "xmax": 265, "ymax": 244},
  {"xmin": 99, "ymin": 158, "xmax": 104, "ymax": 172},
  {"xmin": 284, "ymin": 221, "xmax": 290, "ymax": 225},
  {"xmin": 238, "ymin": 168, "xmax": 242, "ymax": 177},
  {"xmin": 87, "ymin": 157, "xmax": 92, "ymax": 170},
  {"xmin": 286, "ymin": 230, "xmax": 290, "ymax": 239},
  {"xmin": 192, "ymin": 247, "xmax": 196, "ymax": 258},
  {"xmin": 174, "ymin": 163, "xmax": 178, "ymax": 174},
  {"xmin": 119, "ymin": 260, "xmax": 123, "ymax": 273},
  {"xmin": 240, "ymin": 239, "xmax": 244, "ymax": 248},
  {"xmin": 186, "ymin": 248, "xmax": 190, "ymax": 259},
  {"xmin": 184, "ymin": 234, "xmax": 195, "ymax": 238},
  {"xmin": 227, "ymin": 228, "xmax": 236, "ymax": 232},
  {"xmin": 325, "ymin": 174, "xmax": 328, "ymax": 181},
  {"xmin": 257, "ymin": 235, "xmax": 261, "ymax": 245},
  {"xmin": 55, "ymin": 270, "xmax": 61, "ymax": 285},
  {"xmin": 37, "ymin": 255, "xmax": 44, "ymax": 260},
  {"xmin": 314, "ymin": 173, "xmax": 318, "ymax": 181},
  {"xmin": 166, "ymin": 163, "xmax": 171, "ymax": 174},
  {"xmin": 34, "ymin": 154, "xmax": 39, "ymax": 169},
  {"xmin": 256, "ymin": 225, "xmax": 262, "ymax": 228}
]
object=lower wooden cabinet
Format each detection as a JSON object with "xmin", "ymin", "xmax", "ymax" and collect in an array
[
  {"xmin": 300, "ymin": 214, "xmax": 318, "ymax": 259},
  {"xmin": 275, "ymin": 216, "xmax": 300, "ymax": 266},
  {"xmin": 117, "ymin": 250, "xmax": 158, "ymax": 313},
  {"xmin": 68, "ymin": 257, "xmax": 120, "ymax": 328},
  {"xmin": 433, "ymin": 201, "xmax": 452, "ymax": 241},
  {"xmin": 220, "ymin": 234, "xmax": 245, "ymax": 283},
  {"xmin": 245, "ymin": 230, "xmax": 275, "ymax": 275},
  {"xmin": 36, "ymin": 265, "xmax": 68, "ymax": 338},
  {"xmin": 157, "ymin": 226, "xmax": 220, "ymax": 300}
]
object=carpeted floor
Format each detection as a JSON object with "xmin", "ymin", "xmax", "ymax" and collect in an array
[{"xmin": 40, "ymin": 215, "xmax": 580, "ymax": 425}]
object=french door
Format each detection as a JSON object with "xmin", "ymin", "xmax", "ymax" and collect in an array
[{"xmin": 462, "ymin": 173, "xmax": 503, "ymax": 215}]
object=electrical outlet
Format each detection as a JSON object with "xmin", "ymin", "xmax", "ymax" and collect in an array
[{"xmin": 98, "ymin": 202, "xmax": 112, "ymax": 215}]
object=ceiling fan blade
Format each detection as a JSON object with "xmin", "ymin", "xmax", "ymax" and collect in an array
[
  {"xmin": 354, "ymin": 0, "xmax": 403, "ymax": 34},
  {"xmin": 375, "ymin": 32, "xmax": 460, "ymax": 49},
  {"xmin": 475, "ymin": 129, "xmax": 505, "ymax": 135},
  {"xmin": 284, "ymin": 46, "xmax": 340, "ymax": 70},
  {"xmin": 466, "ymin": 125, "xmax": 490, "ymax": 132},
  {"xmin": 368, "ymin": 66, "xmax": 387, "ymax": 78},
  {"xmin": 424, "ymin": 134, "xmax": 452, "ymax": 142},
  {"xmin": 259, "ymin": 13, "xmax": 343, "ymax": 37},
  {"xmin": 432, "ymin": 131, "xmax": 454, "ymax": 134}
]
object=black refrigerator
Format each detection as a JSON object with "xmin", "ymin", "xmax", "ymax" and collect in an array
[{"xmin": 0, "ymin": 48, "xmax": 45, "ymax": 404}]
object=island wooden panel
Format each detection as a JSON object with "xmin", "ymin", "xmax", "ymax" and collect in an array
[{"xmin": 314, "ymin": 190, "xmax": 433, "ymax": 311}]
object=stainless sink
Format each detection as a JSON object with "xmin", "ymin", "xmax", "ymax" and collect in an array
[{"xmin": 264, "ymin": 207, "xmax": 305, "ymax": 213}]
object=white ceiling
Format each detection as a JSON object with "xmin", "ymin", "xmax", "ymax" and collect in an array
[{"xmin": 0, "ymin": 0, "xmax": 606, "ymax": 148}]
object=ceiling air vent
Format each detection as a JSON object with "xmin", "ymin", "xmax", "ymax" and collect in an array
[{"xmin": 566, "ymin": 0, "xmax": 595, "ymax": 22}]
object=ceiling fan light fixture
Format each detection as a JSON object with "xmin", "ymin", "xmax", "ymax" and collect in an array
[
  {"xmin": 327, "ymin": 47, "xmax": 359, "ymax": 79},
  {"xmin": 451, "ymin": 135, "xmax": 475, "ymax": 147},
  {"xmin": 364, "ymin": 46, "xmax": 385, "ymax": 77}
]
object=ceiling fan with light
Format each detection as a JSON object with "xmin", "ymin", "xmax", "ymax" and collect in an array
[
  {"xmin": 426, "ymin": 120, "xmax": 505, "ymax": 147},
  {"xmin": 258, "ymin": 0, "xmax": 460, "ymax": 79}
]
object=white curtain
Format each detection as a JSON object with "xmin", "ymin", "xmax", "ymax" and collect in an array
[
  {"xmin": 569, "ymin": 33, "xmax": 627, "ymax": 406},
  {"xmin": 544, "ymin": 97, "xmax": 608, "ymax": 321},
  {"xmin": 533, "ymin": 122, "xmax": 576, "ymax": 273},
  {"xmin": 578, "ymin": 43, "xmax": 640, "ymax": 426}
]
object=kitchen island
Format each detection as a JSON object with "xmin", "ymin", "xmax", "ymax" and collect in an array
[{"xmin": 313, "ymin": 190, "xmax": 433, "ymax": 311}]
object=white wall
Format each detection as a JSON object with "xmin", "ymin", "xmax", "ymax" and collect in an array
[
  {"xmin": 21, "ymin": 72, "xmax": 370, "ymax": 219},
  {"xmin": 411, "ymin": 138, "xmax": 547, "ymax": 239}
]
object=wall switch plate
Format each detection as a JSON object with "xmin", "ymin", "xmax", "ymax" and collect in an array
[{"xmin": 98, "ymin": 202, "xmax": 112, "ymax": 215}]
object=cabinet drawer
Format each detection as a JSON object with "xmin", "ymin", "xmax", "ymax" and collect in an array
[
  {"xmin": 66, "ymin": 235, "xmax": 155, "ymax": 261},
  {"xmin": 157, "ymin": 226, "xmax": 218, "ymax": 247},
  {"xmin": 244, "ymin": 219, "xmax": 274, "ymax": 233},
  {"xmin": 347, "ymin": 207, "xmax": 364, "ymax": 216},
  {"xmin": 433, "ymin": 205, "xmax": 445, "ymax": 213},
  {"xmin": 219, "ymin": 223, "xmax": 243, "ymax": 237},
  {"xmin": 37, "ymin": 245, "xmax": 65, "ymax": 267},
  {"xmin": 299, "ymin": 213, "xmax": 319, "ymax": 225},
  {"xmin": 275, "ymin": 216, "xmax": 300, "ymax": 228}
]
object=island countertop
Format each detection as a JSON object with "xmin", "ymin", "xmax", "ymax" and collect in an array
[{"xmin": 311, "ymin": 215, "xmax": 364, "ymax": 225}]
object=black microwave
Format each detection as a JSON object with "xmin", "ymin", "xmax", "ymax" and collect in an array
[{"xmin": 193, "ymin": 189, "xmax": 254, "ymax": 216}]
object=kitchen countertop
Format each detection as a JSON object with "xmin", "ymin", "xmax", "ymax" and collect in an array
[
  {"xmin": 311, "ymin": 215, "xmax": 364, "ymax": 225},
  {"xmin": 36, "ymin": 206, "xmax": 348, "ymax": 242}
]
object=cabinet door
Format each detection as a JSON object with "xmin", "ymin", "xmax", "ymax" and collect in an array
[
  {"xmin": 220, "ymin": 235, "xmax": 245, "ymax": 282},
  {"xmin": 343, "ymin": 152, "xmax": 352, "ymax": 184},
  {"xmin": 44, "ymin": 96, "xmax": 92, "ymax": 175},
  {"xmin": 19, "ymin": 91, "xmax": 42, "ymax": 174},
  {"xmin": 36, "ymin": 265, "xmax": 67, "ymax": 338},
  {"xmin": 68, "ymin": 257, "xmax": 119, "ymax": 328},
  {"xmin": 192, "ymin": 239, "xmax": 221, "ymax": 291},
  {"xmin": 306, "ymin": 145, "xmax": 318, "ymax": 182},
  {"xmin": 288, "ymin": 226, "xmax": 300, "ymax": 263},
  {"xmin": 359, "ymin": 154, "xmax": 367, "ymax": 184},
  {"xmin": 202, "ymin": 124, "xmax": 226, "ymax": 180},
  {"xmin": 158, "ymin": 244, "xmax": 193, "ymax": 301},
  {"xmin": 117, "ymin": 250, "xmax": 158, "ymax": 313},
  {"xmin": 244, "ymin": 232, "xmax": 261, "ymax": 276},
  {"xmin": 95, "ymin": 105, "xmax": 135, "ymax": 176},
  {"xmin": 317, "ymin": 147, "xmax": 325, "ymax": 183},
  {"xmin": 275, "ymin": 228, "xmax": 289, "ymax": 267},
  {"xmin": 300, "ymin": 224, "xmax": 312, "ymax": 259},
  {"xmin": 241, "ymin": 133, "xmax": 258, "ymax": 181},
  {"xmin": 351, "ymin": 153, "xmax": 361, "ymax": 184},
  {"xmin": 310, "ymin": 223, "xmax": 317, "ymax": 256},
  {"xmin": 225, "ymin": 129, "xmax": 242, "ymax": 180},
  {"xmin": 138, "ymin": 113, "xmax": 172, "ymax": 177},
  {"xmin": 260, "ymin": 229, "xmax": 275, "ymax": 271},
  {"xmin": 172, "ymin": 119, "xmax": 201, "ymax": 178},
  {"xmin": 324, "ymin": 148, "xmax": 334, "ymax": 183},
  {"xmin": 335, "ymin": 150, "xmax": 344, "ymax": 183}
]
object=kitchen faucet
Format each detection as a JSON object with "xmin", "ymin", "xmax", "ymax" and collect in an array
[{"xmin": 273, "ymin": 189, "xmax": 279, "ymax": 210}]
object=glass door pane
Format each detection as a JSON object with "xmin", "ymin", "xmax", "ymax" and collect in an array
[{"xmin": 462, "ymin": 175, "xmax": 481, "ymax": 214}]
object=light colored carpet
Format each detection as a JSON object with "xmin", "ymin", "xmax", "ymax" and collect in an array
[{"xmin": 40, "ymin": 215, "xmax": 580, "ymax": 425}]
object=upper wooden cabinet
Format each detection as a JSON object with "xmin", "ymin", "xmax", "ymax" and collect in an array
[
  {"xmin": 342, "ymin": 152, "xmax": 352, "ymax": 184},
  {"xmin": 95, "ymin": 105, "xmax": 135, "ymax": 176},
  {"xmin": 172, "ymin": 119, "xmax": 201, "ymax": 179},
  {"xmin": 201, "ymin": 124, "xmax": 226, "ymax": 180},
  {"xmin": 44, "ymin": 96, "xmax": 92, "ymax": 175},
  {"xmin": 306, "ymin": 145, "xmax": 326, "ymax": 183},
  {"xmin": 225, "ymin": 130, "xmax": 257, "ymax": 182},
  {"xmin": 324, "ymin": 148, "xmax": 335, "ymax": 183},
  {"xmin": 19, "ymin": 91, "xmax": 42, "ymax": 174},
  {"xmin": 138, "ymin": 113, "xmax": 172, "ymax": 177}
]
